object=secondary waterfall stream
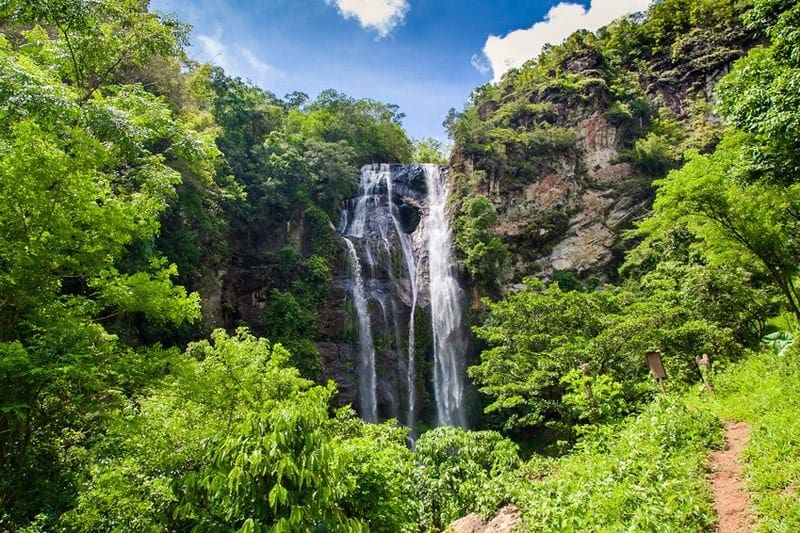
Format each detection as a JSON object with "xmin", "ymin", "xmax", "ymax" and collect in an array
[
  {"xmin": 338, "ymin": 164, "xmax": 468, "ymax": 430},
  {"xmin": 342, "ymin": 237, "xmax": 377, "ymax": 423}
]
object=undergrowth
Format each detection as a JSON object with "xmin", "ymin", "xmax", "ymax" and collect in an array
[
  {"xmin": 513, "ymin": 395, "xmax": 723, "ymax": 531},
  {"xmin": 506, "ymin": 343, "xmax": 800, "ymax": 532}
]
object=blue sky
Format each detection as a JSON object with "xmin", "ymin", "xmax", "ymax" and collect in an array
[{"xmin": 150, "ymin": 0, "xmax": 651, "ymax": 141}]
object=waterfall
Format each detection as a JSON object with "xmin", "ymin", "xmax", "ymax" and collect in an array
[
  {"xmin": 385, "ymin": 173, "xmax": 419, "ymax": 431},
  {"xmin": 342, "ymin": 237, "xmax": 378, "ymax": 423},
  {"xmin": 425, "ymin": 165, "xmax": 468, "ymax": 428},
  {"xmin": 338, "ymin": 163, "xmax": 467, "ymax": 430}
]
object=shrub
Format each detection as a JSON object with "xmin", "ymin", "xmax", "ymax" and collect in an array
[{"xmin": 413, "ymin": 427, "xmax": 521, "ymax": 529}]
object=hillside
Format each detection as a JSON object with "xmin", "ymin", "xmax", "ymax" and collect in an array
[{"xmin": 447, "ymin": 0, "xmax": 756, "ymax": 290}]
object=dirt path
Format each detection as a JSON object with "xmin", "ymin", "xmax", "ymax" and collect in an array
[{"xmin": 709, "ymin": 420, "xmax": 753, "ymax": 532}]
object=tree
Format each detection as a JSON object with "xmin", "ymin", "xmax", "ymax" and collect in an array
[
  {"xmin": 413, "ymin": 137, "xmax": 448, "ymax": 163},
  {"xmin": 469, "ymin": 280, "xmax": 612, "ymax": 433},
  {"xmin": 637, "ymin": 134, "xmax": 800, "ymax": 322},
  {"xmin": 4, "ymin": 0, "xmax": 189, "ymax": 102},
  {"xmin": 470, "ymin": 271, "xmax": 750, "ymax": 436},
  {"xmin": 0, "ymin": 25, "xmax": 201, "ymax": 523},
  {"xmin": 717, "ymin": 0, "xmax": 800, "ymax": 186},
  {"xmin": 294, "ymin": 89, "xmax": 413, "ymax": 164},
  {"xmin": 630, "ymin": 0, "xmax": 800, "ymax": 322}
]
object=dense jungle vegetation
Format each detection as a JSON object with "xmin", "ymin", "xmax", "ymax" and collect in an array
[{"xmin": 1, "ymin": 0, "xmax": 799, "ymax": 530}]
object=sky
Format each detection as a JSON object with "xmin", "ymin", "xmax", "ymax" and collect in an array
[{"xmin": 150, "ymin": 0, "xmax": 651, "ymax": 141}]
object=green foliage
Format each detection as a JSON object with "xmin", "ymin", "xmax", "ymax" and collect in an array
[
  {"xmin": 560, "ymin": 369, "xmax": 628, "ymax": 425},
  {"xmin": 303, "ymin": 205, "xmax": 341, "ymax": 261},
  {"xmin": 302, "ymin": 138, "xmax": 358, "ymax": 213},
  {"xmin": 469, "ymin": 280, "xmax": 624, "ymax": 433},
  {"xmin": 413, "ymin": 137, "xmax": 448, "ymax": 163},
  {"xmin": 625, "ymin": 0, "xmax": 800, "ymax": 328},
  {"xmin": 635, "ymin": 132, "xmax": 800, "ymax": 322},
  {"xmin": 624, "ymin": 108, "xmax": 684, "ymax": 175},
  {"xmin": 413, "ymin": 426, "xmax": 521, "ymax": 529},
  {"xmin": 453, "ymin": 195, "xmax": 510, "ymax": 288},
  {"xmin": 5, "ymin": 0, "xmax": 189, "ymax": 101},
  {"xmin": 180, "ymin": 387, "xmax": 356, "ymax": 531},
  {"xmin": 550, "ymin": 270, "xmax": 583, "ymax": 292},
  {"xmin": 627, "ymin": 130, "xmax": 681, "ymax": 175},
  {"xmin": 514, "ymin": 395, "xmax": 723, "ymax": 531},
  {"xmin": 337, "ymin": 422, "xmax": 421, "ymax": 532},
  {"xmin": 0, "ymin": 21, "xmax": 204, "ymax": 523},
  {"xmin": 471, "ymin": 266, "xmax": 760, "ymax": 435},
  {"xmin": 263, "ymin": 289, "xmax": 320, "ymax": 378},
  {"xmin": 61, "ymin": 329, "xmax": 365, "ymax": 531},
  {"xmin": 290, "ymin": 89, "xmax": 413, "ymax": 165},
  {"xmin": 718, "ymin": 0, "xmax": 800, "ymax": 185}
]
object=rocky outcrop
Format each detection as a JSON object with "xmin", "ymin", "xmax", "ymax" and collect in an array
[
  {"xmin": 448, "ymin": 506, "xmax": 519, "ymax": 533},
  {"xmin": 450, "ymin": 19, "xmax": 755, "ymax": 287},
  {"xmin": 455, "ymin": 109, "xmax": 652, "ymax": 283},
  {"xmin": 641, "ymin": 27, "xmax": 752, "ymax": 119}
]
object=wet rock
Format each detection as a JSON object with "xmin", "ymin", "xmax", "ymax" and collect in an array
[{"xmin": 318, "ymin": 341, "xmax": 358, "ymax": 407}]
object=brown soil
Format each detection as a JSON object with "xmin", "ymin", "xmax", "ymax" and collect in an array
[{"xmin": 709, "ymin": 421, "xmax": 753, "ymax": 532}]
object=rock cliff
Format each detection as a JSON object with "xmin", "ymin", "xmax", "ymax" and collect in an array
[{"xmin": 448, "ymin": 10, "xmax": 754, "ymax": 289}]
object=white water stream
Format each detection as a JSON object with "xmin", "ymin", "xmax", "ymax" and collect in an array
[
  {"xmin": 342, "ymin": 237, "xmax": 378, "ymax": 423},
  {"xmin": 425, "ymin": 165, "xmax": 467, "ymax": 427},
  {"xmin": 339, "ymin": 164, "xmax": 467, "ymax": 429}
]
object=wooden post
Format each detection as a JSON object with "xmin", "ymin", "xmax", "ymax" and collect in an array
[
  {"xmin": 695, "ymin": 353, "xmax": 712, "ymax": 393},
  {"xmin": 645, "ymin": 349, "xmax": 667, "ymax": 392}
]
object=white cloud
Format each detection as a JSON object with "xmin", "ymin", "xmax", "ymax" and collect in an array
[
  {"xmin": 196, "ymin": 33, "xmax": 228, "ymax": 68},
  {"xmin": 195, "ymin": 30, "xmax": 283, "ymax": 86},
  {"xmin": 325, "ymin": 0, "xmax": 409, "ymax": 38},
  {"xmin": 241, "ymin": 47, "xmax": 280, "ymax": 77},
  {"xmin": 470, "ymin": 53, "xmax": 491, "ymax": 76},
  {"xmin": 478, "ymin": 0, "xmax": 652, "ymax": 82}
]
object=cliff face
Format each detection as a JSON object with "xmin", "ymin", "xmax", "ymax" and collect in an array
[{"xmin": 448, "ymin": 7, "xmax": 755, "ymax": 288}]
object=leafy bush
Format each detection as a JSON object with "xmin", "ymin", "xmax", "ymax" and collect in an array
[
  {"xmin": 551, "ymin": 270, "xmax": 583, "ymax": 292},
  {"xmin": 60, "ymin": 329, "xmax": 363, "ymax": 531},
  {"xmin": 627, "ymin": 131, "xmax": 681, "ymax": 175},
  {"xmin": 413, "ymin": 427, "xmax": 521, "ymax": 529},
  {"xmin": 338, "ymin": 423, "xmax": 421, "ymax": 532},
  {"xmin": 560, "ymin": 369, "xmax": 628, "ymax": 424},
  {"xmin": 453, "ymin": 195, "xmax": 509, "ymax": 288}
]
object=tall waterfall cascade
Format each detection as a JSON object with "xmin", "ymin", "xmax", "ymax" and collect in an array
[
  {"xmin": 425, "ymin": 166, "xmax": 468, "ymax": 427},
  {"xmin": 338, "ymin": 164, "xmax": 469, "ymax": 429}
]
